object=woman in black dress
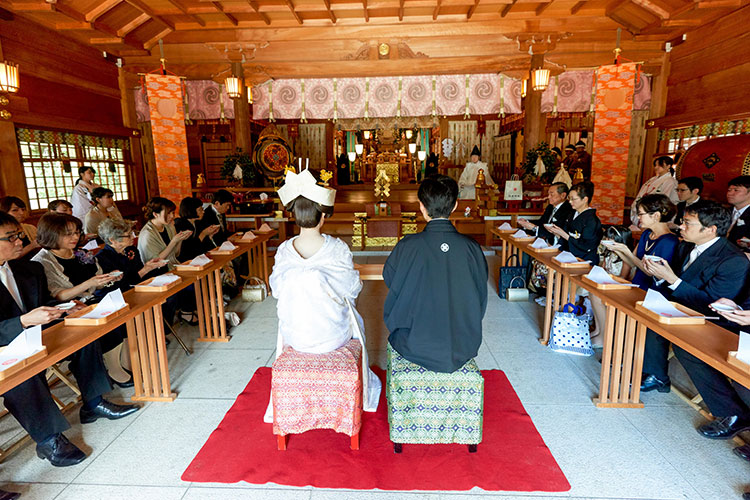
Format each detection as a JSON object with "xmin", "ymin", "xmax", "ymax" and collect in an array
[
  {"xmin": 547, "ymin": 181, "xmax": 603, "ymax": 265},
  {"xmin": 175, "ymin": 197, "xmax": 220, "ymax": 262}
]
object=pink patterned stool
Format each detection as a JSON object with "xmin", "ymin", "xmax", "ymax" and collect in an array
[{"xmin": 271, "ymin": 338, "xmax": 362, "ymax": 450}]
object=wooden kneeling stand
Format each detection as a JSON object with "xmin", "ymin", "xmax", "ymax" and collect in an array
[{"xmin": 277, "ymin": 432, "xmax": 360, "ymax": 451}]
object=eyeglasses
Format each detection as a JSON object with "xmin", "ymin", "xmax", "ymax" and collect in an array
[
  {"xmin": 0, "ymin": 232, "xmax": 23, "ymax": 243},
  {"xmin": 63, "ymin": 230, "xmax": 81, "ymax": 237}
]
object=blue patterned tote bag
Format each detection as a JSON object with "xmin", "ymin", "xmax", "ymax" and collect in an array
[{"xmin": 549, "ymin": 303, "xmax": 594, "ymax": 357}]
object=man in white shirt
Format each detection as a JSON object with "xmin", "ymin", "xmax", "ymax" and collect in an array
[
  {"xmin": 726, "ymin": 176, "xmax": 750, "ymax": 251},
  {"xmin": 670, "ymin": 176, "xmax": 702, "ymax": 229},
  {"xmin": 643, "ymin": 201, "xmax": 750, "ymax": 439}
]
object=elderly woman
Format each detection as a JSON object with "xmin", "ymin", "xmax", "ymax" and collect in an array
[
  {"xmin": 174, "ymin": 197, "xmax": 220, "ymax": 262},
  {"xmin": 0, "ymin": 196, "xmax": 39, "ymax": 259},
  {"xmin": 31, "ymin": 213, "xmax": 132, "ymax": 386},
  {"xmin": 70, "ymin": 166, "xmax": 99, "ymax": 222},
  {"xmin": 84, "ymin": 187, "xmax": 123, "ymax": 239},
  {"xmin": 137, "ymin": 197, "xmax": 192, "ymax": 270}
]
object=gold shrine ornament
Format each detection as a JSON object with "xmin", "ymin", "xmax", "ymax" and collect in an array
[
  {"xmin": 475, "ymin": 168, "xmax": 486, "ymax": 187},
  {"xmin": 378, "ymin": 43, "xmax": 390, "ymax": 57}
]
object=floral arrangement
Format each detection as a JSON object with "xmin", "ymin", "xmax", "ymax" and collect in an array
[
  {"xmin": 521, "ymin": 142, "xmax": 557, "ymax": 185},
  {"xmin": 221, "ymin": 148, "xmax": 264, "ymax": 187}
]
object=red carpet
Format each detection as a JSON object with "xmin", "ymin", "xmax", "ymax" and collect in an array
[{"xmin": 182, "ymin": 367, "xmax": 570, "ymax": 492}]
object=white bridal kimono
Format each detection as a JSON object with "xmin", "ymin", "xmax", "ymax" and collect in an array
[
  {"xmin": 458, "ymin": 161, "xmax": 495, "ymax": 199},
  {"xmin": 263, "ymin": 234, "xmax": 381, "ymax": 422},
  {"xmin": 630, "ymin": 172, "xmax": 679, "ymax": 225}
]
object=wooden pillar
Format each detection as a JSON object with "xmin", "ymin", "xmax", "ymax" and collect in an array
[
  {"xmin": 641, "ymin": 53, "xmax": 670, "ymax": 183},
  {"xmin": 232, "ymin": 62, "xmax": 252, "ymax": 155},
  {"xmin": 523, "ymin": 53, "xmax": 547, "ymax": 154}
]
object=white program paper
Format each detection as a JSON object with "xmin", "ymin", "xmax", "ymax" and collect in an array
[
  {"xmin": 242, "ymin": 231, "xmax": 257, "ymax": 240},
  {"xmin": 0, "ymin": 325, "xmax": 44, "ymax": 372},
  {"xmin": 189, "ymin": 254, "xmax": 212, "ymax": 266},
  {"xmin": 217, "ymin": 241, "xmax": 237, "ymax": 251},
  {"xmin": 530, "ymin": 238, "xmax": 549, "ymax": 249},
  {"xmin": 553, "ymin": 251, "xmax": 580, "ymax": 264},
  {"xmin": 642, "ymin": 289, "xmax": 688, "ymax": 318},
  {"xmin": 737, "ymin": 332, "xmax": 750, "ymax": 364},
  {"xmin": 82, "ymin": 239, "xmax": 99, "ymax": 251},
  {"xmin": 585, "ymin": 265, "xmax": 638, "ymax": 286},
  {"xmin": 257, "ymin": 223, "xmax": 273, "ymax": 233},
  {"xmin": 81, "ymin": 289, "xmax": 127, "ymax": 319},
  {"xmin": 148, "ymin": 273, "xmax": 180, "ymax": 287},
  {"xmin": 498, "ymin": 222, "xmax": 513, "ymax": 230},
  {"xmin": 511, "ymin": 229, "xmax": 529, "ymax": 239}
]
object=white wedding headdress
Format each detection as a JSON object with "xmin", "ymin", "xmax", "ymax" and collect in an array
[{"xmin": 277, "ymin": 169, "xmax": 336, "ymax": 207}]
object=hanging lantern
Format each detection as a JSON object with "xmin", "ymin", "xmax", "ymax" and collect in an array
[
  {"xmin": 405, "ymin": 129, "xmax": 413, "ymax": 139},
  {"xmin": 225, "ymin": 76, "xmax": 241, "ymax": 99},
  {"xmin": 347, "ymin": 151, "xmax": 356, "ymax": 163},
  {"xmin": 408, "ymin": 143, "xmax": 417, "ymax": 154},
  {"xmin": 247, "ymin": 86, "xmax": 253, "ymax": 104},
  {"xmin": 521, "ymin": 79, "xmax": 528, "ymax": 99},
  {"xmin": 355, "ymin": 143, "xmax": 364, "ymax": 155},
  {"xmin": 363, "ymin": 130, "xmax": 371, "ymax": 140},
  {"xmin": 417, "ymin": 150, "xmax": 427, "ymax": 161},
  {"xmin": 531, "ymin": 69, "xmax": 550, "ymax": 92},
  {"xmin": 0, "ymin": 61, "xmax": 19, "ymax": 93}
]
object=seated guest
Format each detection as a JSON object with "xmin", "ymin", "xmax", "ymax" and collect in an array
[
  {"xmin": 609, "ymin": 194, "xmax": 679, "ymax": 290},
  {"xmin": 198, "ymin": 190, "xmax": 233, "ymax": 245},
  {"xmin": 547, "ymin": 181, "xmax": 603, "ymax": 265},
  {"xmin": 264, "ymin": 169, "xmax": 380, "ymax": 420},
  {"xmin": 0, "ymin": 196, "xmax": 39, "ymax": 259},
  {"xmin": 48, "ymin": 199, "xmax": 74, "ymax": 215},
  {"xmin": 630, "ymin": 156, "xmax": 679, "ymax": 228},
  {"xmin": 84, "ymin": 187, "xmax": 123, "ymax": 238},
  {"xmin": 670, "ymin": 176, "xmax": 702, "ymax": 229},
  {"xmin": 384, "ymin": 174, "xmax": 487, "ymax": 373},
  {"xmin": 175, "ymin": 197, "xmax": 220, "ymax": 262},
  {"xmin": 137, "ymin": 197, "xmax": 192, "ymax": 269},
  {"xmin": 517, "ymin": 182, "xmax": 573, "ymax": 246},
  {"xmin": 0, "ymin": 210, "xmax": 138, "ymax": 467},
  {"xmin": 726, "ymin": 176, "xmax": 750, "ymax": 252},
  {"xmin": 642, "ymin": 201, "xmax": 749, "ymax": 399}
]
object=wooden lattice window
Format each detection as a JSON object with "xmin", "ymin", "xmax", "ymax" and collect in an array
[{"xmin": 16, "ymin": 128, "xmax": 130, "ymax": 211}]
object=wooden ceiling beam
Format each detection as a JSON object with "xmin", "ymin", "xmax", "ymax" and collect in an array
[
  {"xmin": 117, "ymin": 12, "xmax": 150, "ymax": 36},
  {"xmin": 144, "ymin": 27, "xmax": 173, "ymax": 51},
  {"xmin": 284, "ymin": 0, "xmax": 304, "ymax": 23},
  {"xmin": 51, "ymin": 2, "xmax": 87, "ymax": 22},
  {"xmin": 322, "ymin": 0, "xmax": 337, "ymax": 22},
  {"xmin": 123, "ymin": 0, "xmax": 176, "ymax": 30},
  {"xmin": 630, "ymin": 0, "xmax": 669, "ymax": 18},
  {"xmin": 363, "ymin": 0, "xmax": 369, "ymax": 21},
  {"xmin": 246, "ymin": 0, "xmax": 271, "ymax": 25},
  {"xmin": 87, "ymin": 20, "xmax": 149, "ymax": 50},
  {"xmin": 467, "ymin": 0, "xmax": 480, "ymax": 19},
  {"xmin": 696, "ymin": 0, "xmax": 742, "ymax": 7},
  {"xmin": 165, "ymin": 0, "xmax": 206, "ymax": 26},
  {"xmin": 500, "ymin": 0, "xmax": 518, "ymax": 17},
  {"xmin": 85, "ymin": 0, "xmax": 121, "ymax": 22},
  {"xmin": 535, "ymin": 1, "xmax": 552, "ymax": 15},
  {"xmin": 570, "ymin": 0, "xmax": 586, "ymax": 14},
  {"xmin": 605, "ymin": 0, "xmax": 630, "ymax": 15},
  {"xmin": 212, "ymin": 1, "xmax": 239, "ymax": 25},
  {"xmin": 661, "ymin": 18, "xmax": 702, "ymax": 25}
]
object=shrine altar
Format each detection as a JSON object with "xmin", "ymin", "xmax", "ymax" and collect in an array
[{"xmin": 376, "ymin": 163, "xmax": 400, "ymax": 183}]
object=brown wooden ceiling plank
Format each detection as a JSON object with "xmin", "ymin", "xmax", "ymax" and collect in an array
[
  {"xmin": 499, "ymin": 0, "xmax": 517, "ymax": 16},
  {"xmin": 284, "ymin": 0, "xmax": 304, "ymax": 23},
  {"xmin": 164, "ymin": 0, "xmax": 207, "ymax": 26},
  {"xmin": 570, "ymin": 0, "xmax": 586, "ymax": 13},
  {"xmin": 245, "ymin": 0, "xmax": 271, "ymax": 24},
  {"xmin": 363, "ymin": 0, "xmax": 369, "ymax": 20},
  {"xmin": 535, "ymin": 0, "xmax": 552, "ymax": 15},
  {"xmin": 466, "ymin": 0, "xmax": 480, "ymax": 18},
  {"xmin": 122, "ymin": 0, "xmax": 176, "ymax": 30},
  {"xmin": 661, "ymin": 17, "xmax": 702, "ymax": 24},
  {"xmin": 85, "ymin": 0, "xmax": 122, "ymax": 21},
  {"xmin": 117, "ymin": 12, "xmax": 150, "ymax": 36},
  {"xmin": 51, "ymin": 2, "xmax": 87, "ymax": 22},
  {"xmin": 322, "ymin": 0, "xmax": 337, "ymax": 22},
  {"xmin": 608, "ymin": 11, "xmax": 641, "ymax": 32},
  {"xmin": 696, "ymin": 0, "xmax": 741, "ymax": 7},
  {"xmin": 144, "ymin": 27, "xmax": 173, "ymax": 50},
  {"xmin": 212, "ymin": 1, "xmax": 239, "ymax": 25},
  {"xmin": 605, "ymin": 0, "xmax": 630, "ymax": 15},
  {"xmin": 630, "ymin": 0, "xmax": 670, "ymax": 17}
]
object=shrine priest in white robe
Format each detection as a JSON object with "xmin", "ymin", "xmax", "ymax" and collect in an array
[
  {"xmin": 263, "ymin": 169, "xmax": 381, "ymax": 423},
  {"xmin": 458, "ymin": 145, "xmax": 495, "ymax": 199}
]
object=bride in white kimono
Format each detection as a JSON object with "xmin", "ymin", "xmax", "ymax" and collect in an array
[{"xmin": 263, "ymin": 169, "xmax": 381, "ymax": 423}]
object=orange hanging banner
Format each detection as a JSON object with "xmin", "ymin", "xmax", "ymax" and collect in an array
[
  {"xmin": 590, "ymin": 63, "xmax": 637, "ymax": 224},
  {"xmin": 145, "ymin": 74, "xmax": 192, "ymax": 204}
]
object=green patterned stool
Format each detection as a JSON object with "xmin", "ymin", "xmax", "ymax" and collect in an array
[{"xmin": 386, "ymin": 343, "xmax": 484, "ymax": 453}]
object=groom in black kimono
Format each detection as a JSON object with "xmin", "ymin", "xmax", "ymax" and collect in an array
[{"xmin": 383, "ymin": 175, "xmax": 488, "ymax": 372}]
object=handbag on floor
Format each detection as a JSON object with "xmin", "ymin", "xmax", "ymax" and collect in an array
[
  {"xmin": 549, "ymin": 303, "xmax": 594, "ymax": 357},
  {"xmin": 242, "ymin": 277, "xmax": 267, "ymax": 302},
  {"xmin": 506, "ymin": 276, "xmax": 529, "ymax": 302},
  {"xmin": 498, "ymin": 254, "xmax": 527, "ymax": 297}
]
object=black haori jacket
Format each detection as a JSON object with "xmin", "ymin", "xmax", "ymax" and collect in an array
[{"xmin": 383, "ymin": 219, "xmax": 488, "ymax": 373}]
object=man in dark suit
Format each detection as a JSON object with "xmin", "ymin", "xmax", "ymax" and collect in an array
[
  {"xmin": 198, "ymin": 189, "xmax": 234, "ymax": 245},
  {"xmin": 726, "ymin": 176, "xmax": 750, "ymax": 252},
  {"xmin": 517, "ymin": 182, "xmax": 573, "ymax": 245},
  {"xmin": 671, "ymin": 176, "xmax": 702, "ymax": 228},
  {"xmin": 0, "ymin": 211, "xmax": 138, "ymax": 468},
  {"xmin": 643, "ymin": 201, "xmax": 750, "ymax": 439}
]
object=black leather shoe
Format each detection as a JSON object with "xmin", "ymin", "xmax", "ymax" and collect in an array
[
  {"xmin": 79, "ymin": 399, "xmax": 139, "ymax": 424},
  {"xmin": 0, "ymin": 489, "xmax": 20, "ymax": 500},
  {"xmin": 35, "ymin": 433, "xmax": 86, "ymax": 467},
  {"xmin": 734, "ymin": 444, "xmax": 750, "ymax": 462},
  {"xmin": 108, "ymin": 375, "xmax": 134, "ymax": 389},
  {"xmin": 698, "ymin": 415, "xmax": 750, "ymax": 439},
  {"xmin": 743, "ymin": 492, "xmax": 750, "ymax": 500},
  {"xmin": 640, "ymin": 374, "xmax": 671, "ymax": 393}
]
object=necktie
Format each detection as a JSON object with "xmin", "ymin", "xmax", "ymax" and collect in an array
[
  {"xmin": 549, "ymin": 206, "xmax": 559, "ymax": 223},
  {"xmin": 683, "ymin": 248, "xmax": 700, "ymax": 271},
  {"xmin": 0, "ymin": 264, "xmax": 25, "ymax": 312}
]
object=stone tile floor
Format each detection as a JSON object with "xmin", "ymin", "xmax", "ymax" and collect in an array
[{"xmin": 0, "ymin": 253, "xmax": 746, "ymax": 499}]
